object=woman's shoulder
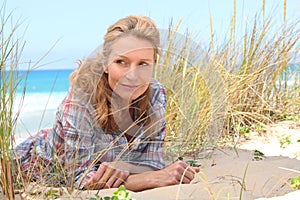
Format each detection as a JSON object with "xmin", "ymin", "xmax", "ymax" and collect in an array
[
  {"xmin": 58, "ymin": 88, "xmax": 95, "ymax": 116},
  {"xmin": 149, "ymin": 79, "xmax": 167, "ymax": 109},
  {"xmin": 63, "ymin": 88, "xmax": 93, "ymax": 107},
  {"xmin": 150, "ymin": 79, "xmax": 165, "ymax": 88},
  {"xmin": 56, "ymin": 89, "xmax": 100, "ymax": 129}
]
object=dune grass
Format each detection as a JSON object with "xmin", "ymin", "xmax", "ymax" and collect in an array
[
  {"xmin": 157, "ymin": 1, "xmax": 300, "ymax": 159},
  {"xmin": 0, "ymin": 4, "xmax": 27, "ymax": 200}
]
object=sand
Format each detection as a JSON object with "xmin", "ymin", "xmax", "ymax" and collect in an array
[
  {"xmin": 3, "ymin": 120, "xmax": 300, "ymax": 199},
  {"xmin": 69, "ymin": 120, "xmax": 300, "ymax": 199},
  {"xmin": 63, "ymin": 148, "xmax": 300, "ymax": 200}
]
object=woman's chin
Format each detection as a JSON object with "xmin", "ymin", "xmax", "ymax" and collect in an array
[{"xmin": 113, "ymin": 88, "xmax": 148, "ymax": 103}]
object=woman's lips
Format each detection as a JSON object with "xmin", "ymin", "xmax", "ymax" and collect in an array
[{"xmin": 120, "ymin": 83, "xmax": 140, "ymax": 89}]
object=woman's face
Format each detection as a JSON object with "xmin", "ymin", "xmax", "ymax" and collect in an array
[{"xmin": 105, "ymin": 36, "xmax": 155, "ymax": 102}]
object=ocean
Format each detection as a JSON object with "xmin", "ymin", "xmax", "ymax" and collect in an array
[{"xmin": 13, "ymin": 69, "xmax": 74, "ymax": 143}]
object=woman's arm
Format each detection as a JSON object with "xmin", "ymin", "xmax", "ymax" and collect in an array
[
  {"xmin": 106, "ymin": 161, "xmax": 156, "ymax": 174},
  {"xmin": 82, "ymin": 161, "xmax": 155, "ymax": 189},
  {"xmin": 124, "ymin": 161, "xmax": 200, "ymax": 192},
  {"xmin": 83, "ymin": 160, "xmax": 200, "ymax": 191},
  {"xmin": 52, "ymin": 95, "xmax": 99, "ymax": 188}
]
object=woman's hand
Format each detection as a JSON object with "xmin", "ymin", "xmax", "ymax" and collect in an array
[
  {"xmin": 84, "ymin": 162, "xmax": 130, "ymax": 190},
  {"xmin": 154, "ymin": 160, "xmax": 200, "ymax": 186},
  {"xmin": 124, "ymin": 161, "xmax": 200, "ymax": 191}
]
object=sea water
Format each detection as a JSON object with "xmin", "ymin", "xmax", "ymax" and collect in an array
[{"xmin": 13, "ymin": 69, "xmax": 74, "ymax": 143}]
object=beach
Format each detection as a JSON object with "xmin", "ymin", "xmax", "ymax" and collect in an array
[
  {"xmin": 72, "ymin": 120, "xmax": 300, "ymax": 200},
  {"xmin": 6, "ymin": 70, "xmax": 300, "ymax": 199},
  {"xmin": 9, "ymin": 120, "xmax": 300, "ymax": 200},
  {"xmin": 2, "ymin": 0, "xmax": 300, "ymax": 198}
]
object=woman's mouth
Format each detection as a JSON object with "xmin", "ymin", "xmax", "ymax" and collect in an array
[{"xmin": 120, "ymin": 83, "xmax": 140, "ymax": 89}]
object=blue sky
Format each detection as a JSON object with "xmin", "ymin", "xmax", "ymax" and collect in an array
[{"xmin": 5, "ymin": 0, "xmax": 300, "ymax": 70}]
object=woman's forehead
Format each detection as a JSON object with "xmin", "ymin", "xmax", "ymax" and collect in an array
[{"xmin": 110, "ymin": 36, "xmax": 154, "ymax": 56}]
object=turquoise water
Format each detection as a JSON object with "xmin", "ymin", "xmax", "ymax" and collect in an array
[
  {"xmin": 17, "ymin": 69, "xmax": 73, "ymax": 94},
  {"xmin": 13, "ymin": 69, "xmax": 74, "ymax": 139}
]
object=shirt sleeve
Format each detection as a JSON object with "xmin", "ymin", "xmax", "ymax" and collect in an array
[
  {"xmin": 128, "ymin": 80, "xmax": 167, "ymax": 170},
  {"xmin": 52, "ymin": 94, "xmax": 98, "ymax": 188}
]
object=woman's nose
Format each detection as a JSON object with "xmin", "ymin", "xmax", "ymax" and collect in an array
[{"xmin": 124, "ymin": 64, "xmax": 138, "ymax": 80}]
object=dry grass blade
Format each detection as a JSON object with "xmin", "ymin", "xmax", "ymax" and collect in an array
[
  {"xmin": 0, "ymin": 3, "xmax": 27, "ymax": 199},
  {"xmin": 157, "ymin": 2, "xmax": 300, "ymax": 159}
]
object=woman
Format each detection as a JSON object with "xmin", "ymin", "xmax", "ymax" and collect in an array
[{"xmin": 14, "ymin": 15, "xmax": 200, "ymax": 191}]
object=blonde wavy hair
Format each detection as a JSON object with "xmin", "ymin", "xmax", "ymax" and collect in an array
[{"xmin": 69, "ymin": 15, "xmax": 160, "ymax": 133}]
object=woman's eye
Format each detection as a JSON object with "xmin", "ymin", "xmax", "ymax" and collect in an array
[
  {"xmin": 115, "ymin": 59, "xmax": 125, "ymax": 65},
  {"xmin": 139, "ymin": 62, "xmax": 149, "ymax": 67}
]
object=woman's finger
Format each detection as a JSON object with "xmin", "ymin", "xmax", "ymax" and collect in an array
[
  {"xmin": 192, "ymin": 167, "xmax": 201, "ymax": 173},
  {"xmin": 92, "ymin": 180, "xmax": 106, "ymax": 189},
  {"xmin": 104, "ymin": 175, "xmax": 118, "ymax": 189},
  {"xmin": 84, "ymin": 165, "xmax": 107, "ymax": 189},
  {"xmin": 98, "ymin": 166, "xmax": 115, "ymax": 187},
  {"xmin": 107, "ymin": 168, "xmax": 130, "ymax": 188},
  {"xmin": 179, "ymin": 175, "xmax": 191, "ymax": 184},
  {"xmin": 112, "ymin": 177, "xmax": 125, "ymax": 188},
  {"xmin": 84, "ymin": 163, "xmax": 114, "ymax": 189},
  {"xmin": 112, "ymin": 170, "xmax": 130, "ymax": 188},
  {"xmin": 92, "ymin": 164, "xmax": 107, "ymax": 182},
  {"xmin": 183, "ymin": 169, "xmax": 194, "ymax": 181},
  {"xmin": 90, "ymin": 167, "xmax": 115, "ymax": 189}
]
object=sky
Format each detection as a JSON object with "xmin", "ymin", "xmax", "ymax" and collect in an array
[{"xmin": 4, "ymin": 0, "xmax": 300, "ymax": 70}]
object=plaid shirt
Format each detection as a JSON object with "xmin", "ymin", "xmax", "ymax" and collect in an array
[{"xmin": 14, "ymin": 79, "xmax": 166, "ymax": 188}]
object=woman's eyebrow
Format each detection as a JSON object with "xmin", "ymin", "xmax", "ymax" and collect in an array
[
  {"xmin": 140, "ymin": 58, "xmax": 153, "ymax": 62},
  {"xmin": 114, "ymin": 55, "xmax": 153, "ymax": 61},
  {"xmin": 114, "ymin": 55, "xmax": 128, "ymax": 59}
]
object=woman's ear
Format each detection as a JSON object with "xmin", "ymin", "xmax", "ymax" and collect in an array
[{"xmin": 104, "ymin": 66, "xmax": 108, "ymax": 74}]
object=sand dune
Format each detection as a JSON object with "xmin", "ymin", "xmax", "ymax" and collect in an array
[{"xmin": 2, "ymin": 121, "xmax": 299, "ymax": 200}]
